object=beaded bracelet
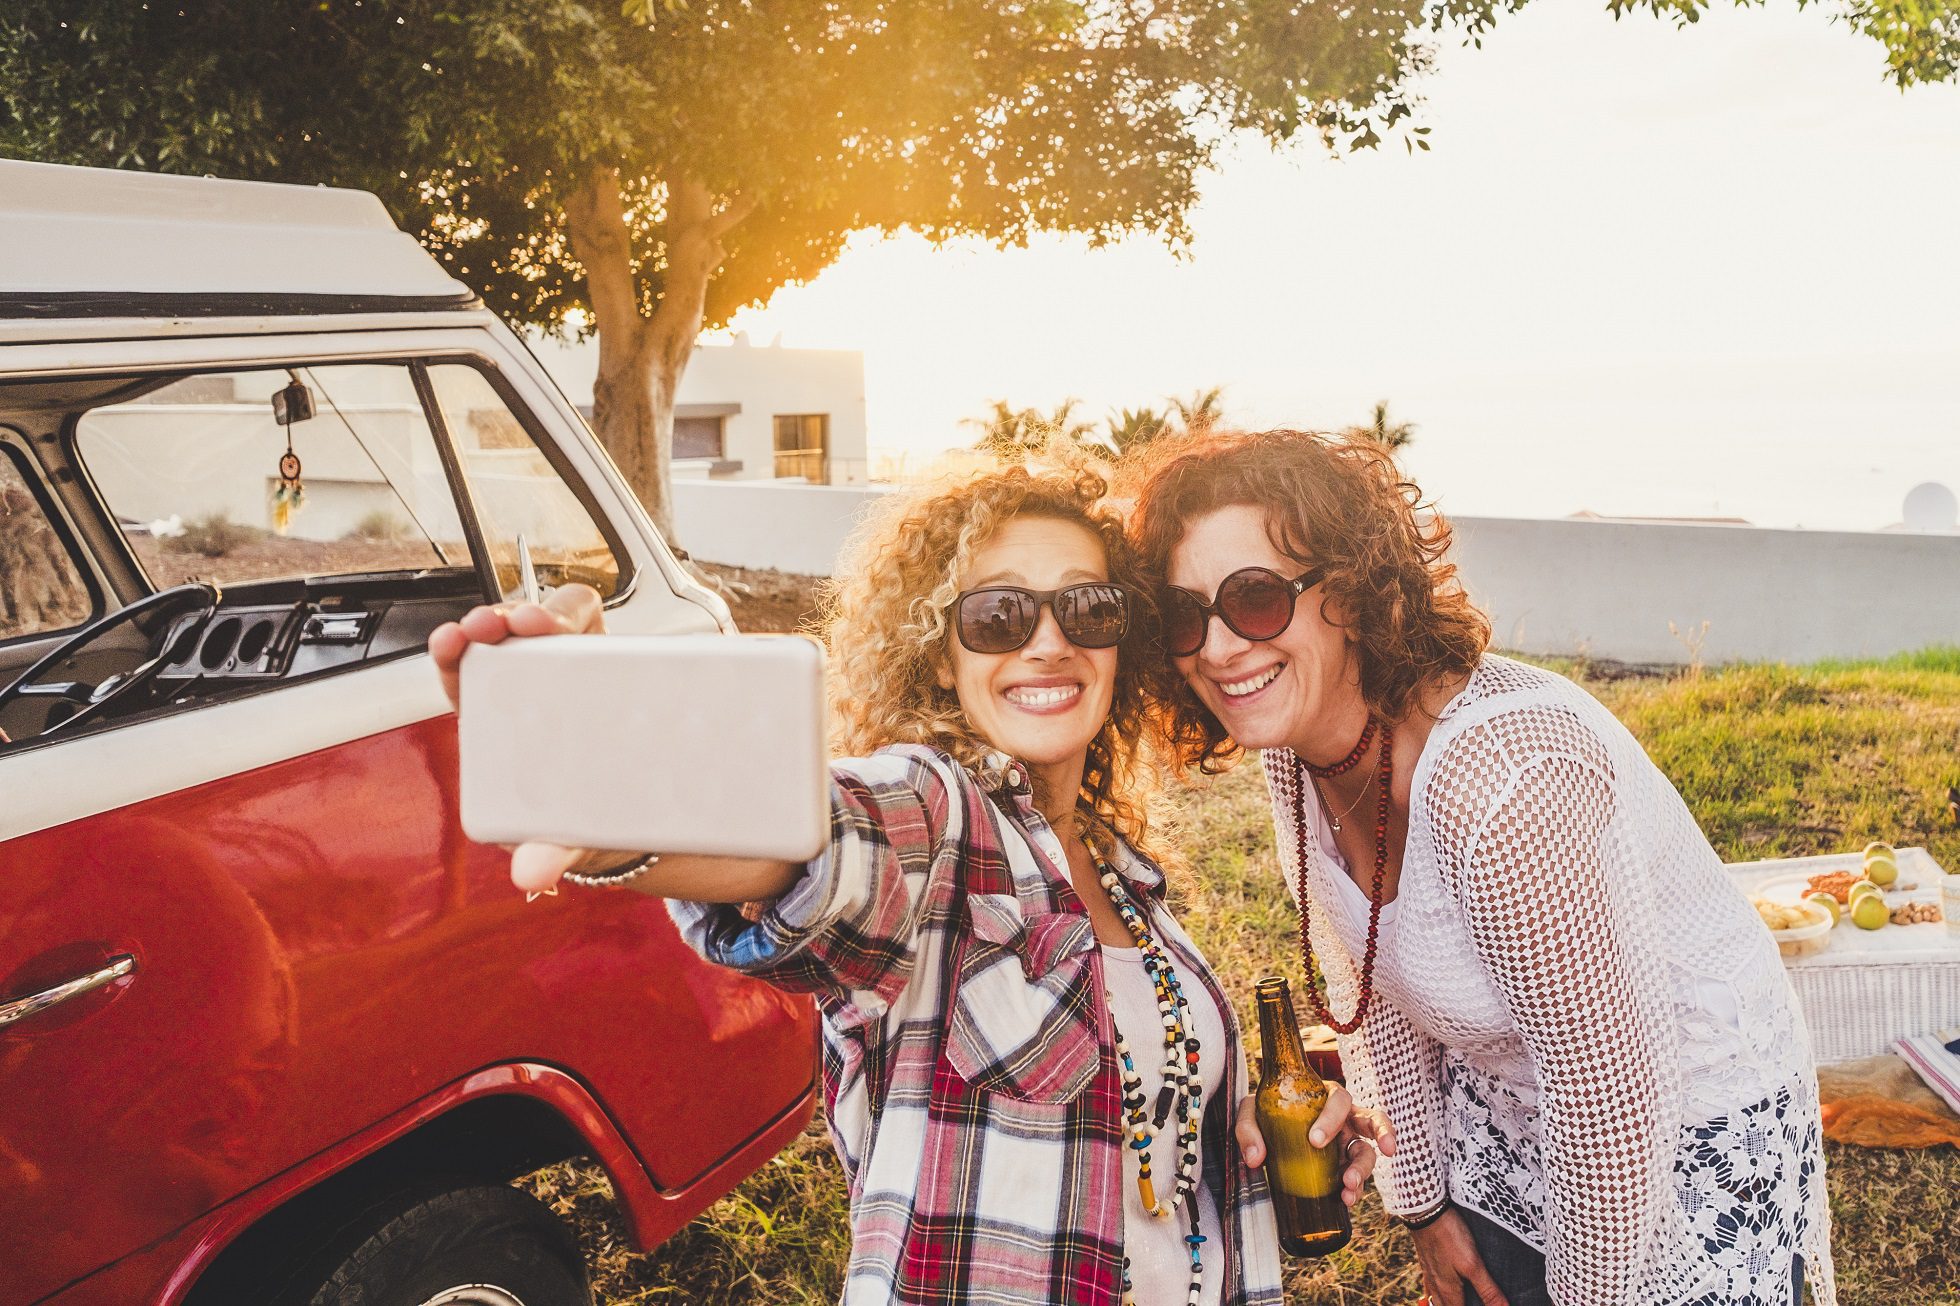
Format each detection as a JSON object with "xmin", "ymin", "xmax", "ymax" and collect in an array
[
  {"xmin": 1397, "ymin": 1199, "xmax": 1453, "ymax": 1231},
  {"xmin": 562, "ymin": 852, "xmax": 661, "ymax": 888}
]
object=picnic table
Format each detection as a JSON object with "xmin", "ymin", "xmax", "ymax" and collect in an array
[{"xmin": 1725, "ymin": 848, "xmax": 1957, "ymax": 1063}]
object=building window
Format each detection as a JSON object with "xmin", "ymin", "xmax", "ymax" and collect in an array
[
  {"xmin": 773, "ymin": 414, "xmax": 829, "ymax": 482},
  {"xmin": 674, "ymin": 415, "xmax": 724, "ymax": 461}
]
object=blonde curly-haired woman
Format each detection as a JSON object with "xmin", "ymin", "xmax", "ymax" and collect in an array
[{"xmin": 431, "ymin": 464, "xmax": 1390, "ymax": 1306}]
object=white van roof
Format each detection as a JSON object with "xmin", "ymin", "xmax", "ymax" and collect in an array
[{"xmin": 0, "ymin": 158, "xmax": 472, "ymax": 311}]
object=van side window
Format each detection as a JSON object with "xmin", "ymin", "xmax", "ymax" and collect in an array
[
  {"xmin": 426, "ymin": 363, "xmax": 623, "ymax": 601},
  {"xmin": 0, "ymin": 444, "xmax": 94, "ymax": 641}
]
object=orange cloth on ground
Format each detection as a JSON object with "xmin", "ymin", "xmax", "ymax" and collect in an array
[{"xmin": 1816, "ymin": 1054, "xmax": 1960, "ymax": 1149}]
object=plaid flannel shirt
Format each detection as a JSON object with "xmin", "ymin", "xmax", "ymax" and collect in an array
[{"xmin": 669, "ymin": 744, "xmax": 1283, "ymax": 1306}]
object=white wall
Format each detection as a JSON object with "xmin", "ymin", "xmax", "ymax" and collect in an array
[
  {"xmin": 1448, "ymin": 516, "xmax": 1960, "ymax": 664},
  {"xmin": 528, "ymin": 334, "xmax": 870, "ymax": 485},
  {"xmin": 673, "ymin": 479, "xmax": 886, "ymax": 576},
  {"xmin": 671, "ymin": 479, "xmax": 1960, "ymax": 664}
]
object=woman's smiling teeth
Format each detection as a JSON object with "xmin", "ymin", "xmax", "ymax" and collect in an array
[
  {"xmin": 1219, "ymin": 664, "xmax": 1284, "ymax": 699},
  {"xmin": 1004, "ymin": 683, "xmax": 1083, "ymax": 710}
]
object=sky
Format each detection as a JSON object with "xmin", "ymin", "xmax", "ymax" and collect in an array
[{"xmin": 713, "ymin": 2, "xmax": 1960, "ymax": 532}]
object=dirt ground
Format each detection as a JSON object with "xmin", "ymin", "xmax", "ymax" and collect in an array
[
  {"xmin": 695, "ymin": 562, "xmax": 824, "ymax": 635},
  {"xmin": 126, "ymin": 530, "xmax": 825, "ymax": 634},
  {"xmin": 132, "ymin": 533, "xmax": 445, "ymax": 589}
]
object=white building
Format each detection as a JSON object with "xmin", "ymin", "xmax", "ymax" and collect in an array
[{"xmin": 527, "ymin": 332, "xmax": 869, "ymax": 486}]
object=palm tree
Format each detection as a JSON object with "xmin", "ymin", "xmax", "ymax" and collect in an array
[
  {"xmin": 1042, "ymin": 398, "xmax": 1098, "ymax": 446},
  {"xmin": 1168, "ymin": 387, "xmax": 1226, "ymax": 436},
  {"xmin": 1103, "ymin": 405, "xmax": 1168, "ymax": 459},
  {"xmin": 966, "ymin": 397, "xmax": 1097, "ymax": 458},
  {"xmin": 1348, "ymin": 399, "xmax": 1416, "ymax": 452},
  {"xmin": 965, "ymin": 398, "xmax": 1036, "ymax": 459}
]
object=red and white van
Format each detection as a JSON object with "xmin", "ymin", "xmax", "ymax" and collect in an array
[{"xmin": 0, "ymin": 159, "xmax": 817, "ymax": 1306}]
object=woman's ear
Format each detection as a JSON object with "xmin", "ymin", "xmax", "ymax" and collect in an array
[
  {"xmin": 933, "ymin": 649, "xmax": 956, "ymax": 692},
  {"xmin": 1317, "ymin": 588, "xmax": 1357, "ymax": 639}
]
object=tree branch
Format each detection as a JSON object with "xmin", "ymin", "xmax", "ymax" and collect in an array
[
  {"xmin": 708, "ymin": 190, "xmax": 758, "ymax": 240},
  {"xmin": 562, "ymin": 165, "xmax": 643, "ymax": 343},
  {"xmin": 647, "ymin": 174, "xmax": 745, "ymax": 375}
]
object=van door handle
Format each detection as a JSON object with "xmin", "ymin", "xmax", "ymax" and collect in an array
[{"xmin": 0, "ymin": 954, "xmax": 137, "ymax": 1030}]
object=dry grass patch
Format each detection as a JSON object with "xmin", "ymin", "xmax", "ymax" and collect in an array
[{"xmin": 525, "ymin": 1124, "xmax": 850, "ymax": 1305}]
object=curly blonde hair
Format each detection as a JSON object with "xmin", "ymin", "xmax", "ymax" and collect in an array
[
  {"xmin": 815, "ymin": 461, "xmax": 1162, "ymax": 855},
  {"xmin": 1129, "ymin": 427, "xmax": 1490, "ymax": 773}
]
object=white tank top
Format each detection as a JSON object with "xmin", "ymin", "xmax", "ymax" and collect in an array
[{"xmin": 1102, "ymin": 928, "xmax": 1228, "ymax": 1306}]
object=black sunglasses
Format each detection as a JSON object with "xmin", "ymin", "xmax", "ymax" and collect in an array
[
  {"xmin": 953, "ymin": 583, "xmax": 1134, "ymax": 654},
  {"xmin": 1162, "ymin": 565, "xmax": 1326, "ymax": 658}
]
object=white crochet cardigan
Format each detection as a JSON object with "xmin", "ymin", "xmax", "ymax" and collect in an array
[{"xmin": 1264, "ymin": 655, "xmax": 1834, "ymax": 1306}]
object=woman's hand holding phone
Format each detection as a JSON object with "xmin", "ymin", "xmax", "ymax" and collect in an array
[
  {"xmin": 432, "ymin": 584, "xmax": 613, "ymax": 895},
  {"xmin": 430, "ymin": 585, "xmax": 803, "ymax": 904},
  {"xmin": 430, "ymin": 583, "xmax": 607, "ymax": 713}
]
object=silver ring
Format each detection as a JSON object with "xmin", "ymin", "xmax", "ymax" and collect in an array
[{"xmin": 1344, "ymin": 1136, "xmax": 1369, "ymax": 1160}]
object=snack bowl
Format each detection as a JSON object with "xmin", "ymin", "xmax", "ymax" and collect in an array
[{"xmin": 1770, "ymin": 902, "xmax": 1834, "ymax": 959}]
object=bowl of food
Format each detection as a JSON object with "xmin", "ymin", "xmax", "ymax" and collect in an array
[{"xmin": 1751, "ymin": 896, "xmax": 1834, "ymax": 959}]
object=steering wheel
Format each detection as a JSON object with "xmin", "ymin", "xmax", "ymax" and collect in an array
[{"xmin": 0, "ymin": 582, "xmax": 220, "ymax": 738}]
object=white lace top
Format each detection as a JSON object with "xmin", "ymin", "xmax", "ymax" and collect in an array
[{"xmin": 1263, "ymin": 655, "xmax": 1835, "ymax": 1306}]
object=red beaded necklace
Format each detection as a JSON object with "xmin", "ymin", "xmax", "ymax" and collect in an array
[{"xmin": 1290, "ymin": 717, "xmax": 1393, "ymax": 1035}]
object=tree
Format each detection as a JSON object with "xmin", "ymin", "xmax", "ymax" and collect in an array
[
  {"xmin": 5, "ymin": 1, "xmax": 1953, "ymax": 539},
  {"xmin": 967, "ymin": 398, "xmax": 1097, "ymax": 460},
  {"xmin": 1100, "ymin": 387, "xmax": 1224, "ymax": 459},
  {"xmin": 1347, "ymin": 399, "xmax": 1418, "ymax": 452},
  {"xmin": 1104, "ymin": 406, "xmax": 1171, "ymax": 459},
  {"xmin": 1168, "ymin": 387, "xmax": 1228, "ymax": 437},
  {"xmin": 1101, "ymin": 386, "xmax": 1223, "ymax": 460}
]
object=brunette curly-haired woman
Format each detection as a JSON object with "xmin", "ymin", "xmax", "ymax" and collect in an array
[
  {"xmin": 1129, "ymin": 429, "xmax": 1833, "ymax": 1306},
  {"xmin": 430, "ymin": 463, "xmax": 1390, "ymax": 1306}
]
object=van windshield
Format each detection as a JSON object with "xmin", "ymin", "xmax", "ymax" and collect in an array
[{"xmin": 74, "ymin": 363, "xmax": 474, "ymax": 589}]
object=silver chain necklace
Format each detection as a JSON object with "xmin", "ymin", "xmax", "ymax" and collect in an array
[{"xmin": 1312, "ymin": 769, "xmax": 1375, "ymax": 832}]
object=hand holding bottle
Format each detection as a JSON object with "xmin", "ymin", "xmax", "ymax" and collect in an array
[
  {"xmin": 1247, "ymin": 976, "xmax": 1402, "ymax": 1254},
  {"xmin": 1235, "ymin": 1083, "xmax": 1393, "ymax": 1208}
]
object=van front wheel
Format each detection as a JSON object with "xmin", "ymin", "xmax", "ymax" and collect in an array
[{"xmin": 294, "ymin": 1184, "xmax": 590, "ymax": 1306}]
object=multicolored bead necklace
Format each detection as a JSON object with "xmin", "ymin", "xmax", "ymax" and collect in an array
[
  {"xmin": 1287, "ymin": 716, "xmax": 1394, "ymax": 1035},
  {"xmin": 1091, "ymin": 842, "xmax": 1207, "ymax": 1306}
]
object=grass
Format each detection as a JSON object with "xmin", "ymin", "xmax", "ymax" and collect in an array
[
  {"xmin": 525, "ymin": 652, "xmax": 1960, "ymax": 1304},
  {"xmin": 343, "ymin": 507, "xmax": 409, "ymax": 541},
  {"xmin": 167, "ymin": 511, "xmax": 262, "ymax": 557},
  {"xmin": 526, "ymin": 1128, "xmax": 850, "ymax": 1304}
]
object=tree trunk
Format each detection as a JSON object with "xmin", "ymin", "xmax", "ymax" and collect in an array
[
  {"xmin": 563, "ymin": 167, "xmax": 753, "ymax": 549},
  {"xmin": 594, "ymin": 324, "xmax": 667, "ymax": 536}
]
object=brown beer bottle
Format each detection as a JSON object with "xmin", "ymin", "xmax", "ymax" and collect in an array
[{"xmin": 1253, "ymin": 975, "xmax": 1352, "ymax": 1256}]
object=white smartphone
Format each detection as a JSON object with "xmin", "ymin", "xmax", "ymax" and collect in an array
[{"xmin": 457, "ymin": 633, "xmax": 831, "ymax": 861}]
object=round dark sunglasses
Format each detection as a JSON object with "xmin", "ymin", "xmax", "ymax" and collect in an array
[
  {"xmin": 953, "ymin": 582, "xmax": 1134, "ymax": 654},
  {"xmin": 1162, "ymin": 565, "xmax": 1327, "ymax": 658}
]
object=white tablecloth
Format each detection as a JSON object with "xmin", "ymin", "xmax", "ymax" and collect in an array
[{"xmin": 1725, "ymin": 847, "xmax": 1958, "ymax": 1063}]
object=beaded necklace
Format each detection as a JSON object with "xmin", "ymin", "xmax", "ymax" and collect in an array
[
  {"xmin": 1290, "ymin": 717, "xmax": 1394, "ymax": 1035},
  {"xmin": 1091, "ymin": 842, "xmax": 1207, "ymax": 1306}
]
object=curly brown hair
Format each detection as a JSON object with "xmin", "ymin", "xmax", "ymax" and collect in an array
[
  {"xmin": 815, "ymin": 459, "xmax": 1164, "ymax": 855},
  {"xmin": 1128, "ymin": 428, "xmax": 1490, "ymax": 773}
]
